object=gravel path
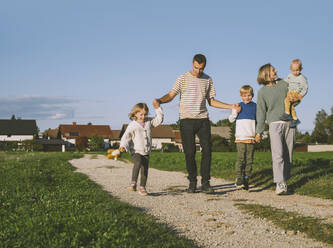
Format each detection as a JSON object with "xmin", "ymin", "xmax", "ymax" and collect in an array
[{"xmin": 70, "ymin": 155, "xmax": 332, "ymax": 248}]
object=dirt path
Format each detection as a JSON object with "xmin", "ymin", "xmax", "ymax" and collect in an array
[{"xmin": 70, "ymin": 155, "xmax": 332, "ymax": 248}]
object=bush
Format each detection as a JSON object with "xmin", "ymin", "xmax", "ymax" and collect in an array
[
  {"xmin": 211, "ymin": 134, "xmax": 231, "ymax": 152},
  {"xmin": 89, "ymin": 135, "xmax": 105, "ymax": 151},
  {"xmin": 161, "ymin": 143, "xmax": 179, "ymax": 152}
]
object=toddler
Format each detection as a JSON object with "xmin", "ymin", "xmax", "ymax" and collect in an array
[
  {"xmin": 280, "ymin": 59, "xmax": 308, "ymax": 127},
  {"xmin": 119, "ymin": 101, "xmax": 163, "ymax": 196},
  {"xmin": 229, "ymin": 85, "xmax": 256, "ymax": 190}
]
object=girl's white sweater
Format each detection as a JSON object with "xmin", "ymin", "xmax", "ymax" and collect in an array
[{"xmin": 120, "ymin": 107, "xmax": 163, "ymax": 155}]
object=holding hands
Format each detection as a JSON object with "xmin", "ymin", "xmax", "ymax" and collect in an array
[{"xmin": 152, "ymin": 99, "xmax": 160, "ymax": 109}]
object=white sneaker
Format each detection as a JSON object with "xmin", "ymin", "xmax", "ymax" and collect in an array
[{"xmin": 275, "ymin": 182, "xmax": 287, "ymax": 195}]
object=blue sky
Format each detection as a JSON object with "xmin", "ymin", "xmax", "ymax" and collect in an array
[{"xmin": 1, "ymin": 0, "xmax": 332, "ymax": 133}]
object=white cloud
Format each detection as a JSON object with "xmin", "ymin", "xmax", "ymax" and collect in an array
[{"xmin": 0, "ymin": 95, "xmax": 75, "ymax": 120}]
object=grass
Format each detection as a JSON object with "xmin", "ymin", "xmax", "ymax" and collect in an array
[
  {"xmin": 235, "ymin": 203, "xmax": 333, "ymax": 245},
  {"xmin": 120, "ymin": 151, "xmax": 333, "ymax": 200},
  {"xmin": 0, "ymin": 152, "xmax": 197, "ymax": 248}
]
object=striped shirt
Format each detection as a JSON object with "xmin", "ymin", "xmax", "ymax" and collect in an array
[{"xmin": 172, "ymin": 71, "xmax": 216, "ymax": 119}]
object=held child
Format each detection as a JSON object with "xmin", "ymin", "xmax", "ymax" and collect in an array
[
  {"xmin": 280, "ymin": 59, "xmax": 308, "ymax": 128},
  {"xmin": 119, "ymin": 101, "xmax": 163, "ymax": 196},
  {"xmin": 229, "ymin": 85, "xmax": 256, "ymax": 190}
]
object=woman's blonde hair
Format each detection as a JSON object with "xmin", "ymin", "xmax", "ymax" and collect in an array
[
  {"xmin": 257, "ymin": 63, "xmax": 272, "ymax": 85},
  {"xmin": 129, "ymin": 103, "xmax": 149, "ymax": 120},
  {"xmin": 240, "ymin": 85, "xmax": 254, "ymax": 96}
]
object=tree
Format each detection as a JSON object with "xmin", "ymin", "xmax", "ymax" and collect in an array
[
  {"xmin": 76, "ymin": 136, "xmax": 88, "ymax": 151},
  {"xmin": 89, "ymin": 135, "xmax": 105, "ymax": 150},
  {"xmin": 312, "ymin": 109, "xmax": 328, "ymax": 143}
]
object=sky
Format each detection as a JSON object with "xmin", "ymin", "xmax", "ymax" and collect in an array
[{"xmin": 1, "ymin": 0, "xmax": 332, "ymax": 133}]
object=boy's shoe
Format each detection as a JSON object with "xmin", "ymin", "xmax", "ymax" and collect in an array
[
  {"xmin": 201, "ymin": 182, "xmax": 214, "ymax": 194},
  {"xmin": 289, "ymin": 119, "xmax": 301, "ymax": 128},
  {"xmin": 128, "ymin": 182, "xmax": 137, "ymax": 191},
  {"xmin": 186, "ymin": 181, "xmax": 197, "ymax": 193},
  {"xmin": 242, "ymin": 177, "xmax": 249, "ymax": 191},
  {"xmin": 138, "ymin": 187, "xmax": 148, "ymax": 196},
  {"xmin": 275, "ymin": 182, "xmax": 287, "ymax": 195},
  {"xmin": 280, "ymin": 113, "xmax": 293, "ymax": 121},
  {"xmin": 235, "ymin": 177, "xmax": 243, "ymax": 189}
]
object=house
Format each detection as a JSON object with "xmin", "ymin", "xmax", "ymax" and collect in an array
[
  {"xmin": 0, "ymin": 117, "xmax": 38, "ymax": 141},
  {"xmin": 58, "ymin": 122, "xmax": 113, "ymax": 149},
  {"xmin": 110, "ymin": 130, "xmax": 121, "ymax": 147},
  {"xmin": 151, "ymin": 125, "xmax": 175, "ymax": 149}
]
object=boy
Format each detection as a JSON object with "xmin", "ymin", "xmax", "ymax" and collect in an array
[
  {"xmin": 280, "ymin": 59, "xmax": 308, "ymax": 128},
  {"xmin": 229, "ymin": 85, "xmax": 256, "ymax": 190}
]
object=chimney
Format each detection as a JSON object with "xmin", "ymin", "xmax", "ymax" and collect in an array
[{"xmin": 73, "ymin": 122, "xmax": 77, "ymax": 126}]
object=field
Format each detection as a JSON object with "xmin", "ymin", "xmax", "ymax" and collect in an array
[
  {"xmin": 121, "ymin": 151, "xmax": 333, "ymax": 200},
  {"xmin": 0, "ymin": 152, "xmax": 196, "ymax": 248}
]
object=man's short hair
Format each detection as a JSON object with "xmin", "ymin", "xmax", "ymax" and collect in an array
[{"xmin": 193, "ymin": 54, "xmax": 206, "ymax": 65}]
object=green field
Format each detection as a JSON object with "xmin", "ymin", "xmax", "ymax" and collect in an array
[
  {"xmin": 0, "ymin": 152, "xmax": 197, "ymax": 248},
  {"xmin": 121, "ymin": 151, "xmax": 333, "ymax": 200}
]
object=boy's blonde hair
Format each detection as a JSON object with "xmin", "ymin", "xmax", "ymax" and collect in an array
[
  {"xmin": 240, "ymin": 85, "xmax": 254, "ymax": 96},
  {"xmin": 129, "ymin": 103, "xmax": 149, "ymax": 120},
  {"xmin": 257, "ymin": 63, "xmax": 272, "ymax": 85},
  {"xmin": 290, "ymin": 59, "xmax": 303, "ymax": 70}
]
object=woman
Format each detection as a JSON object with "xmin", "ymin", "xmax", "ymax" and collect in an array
[{"xmin": 255, "ymin": 64, "xmax": 297, "ymax": 195}]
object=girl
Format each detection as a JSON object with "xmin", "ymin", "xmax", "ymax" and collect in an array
[
  {"xmin": 119, "ymin": 101, "xmax": 163, "ymax": 196},
  {"xmin": 255, "ymin": 64, "xmax": 297, "ymax": 195}
]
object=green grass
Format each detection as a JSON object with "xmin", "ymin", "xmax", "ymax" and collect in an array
[
  {"xmin": 235, "ymin": 203, "xmax": 333, "ymax": 245},
  {"xmin": 120, "ymin": 151, "xmax": 333, "ymax": 200},
  {"xmin": 0, "ymin": 152, "xmax": 197, "ymax": 248}
]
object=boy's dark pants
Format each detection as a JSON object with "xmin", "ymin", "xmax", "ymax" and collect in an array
[
  {"xmin": 132, "ymin": 153, "xmax": 149, "ymax": 187},
  {"xmin": 235, "ymin": 143, "xmax": 254, "ymax": 179},
  {"xmin": 180, "ymin": 118, "xmax": 211, "ymax": 185}
]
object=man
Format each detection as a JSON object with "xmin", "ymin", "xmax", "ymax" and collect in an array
[{"xmin": 154, "ymin": 54, "xmax": 239, "ymax": 193}]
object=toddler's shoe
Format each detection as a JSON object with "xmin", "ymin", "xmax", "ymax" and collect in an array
[
  {"xmin": 138, "ymin": 187, "xmax": 148, "ymax": 196},
  {"xmin": 280, "ymin": 113, "xmax": 293, "ymax": 121},
  {"xmin": 128, "ymin": 182, "xmax": 137, "ymax": 191},
  {"xmin": 289, "ymin": 119, "xmax": 301, "ymax": 128},
  {"xmin": 235, "ymin": 177, "xmax": 243, "ymax": 189}
]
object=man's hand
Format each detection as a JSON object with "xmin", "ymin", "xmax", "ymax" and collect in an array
[{"xmin": 233, "ymin": 104, "xmax": 241, "ymax": 113}]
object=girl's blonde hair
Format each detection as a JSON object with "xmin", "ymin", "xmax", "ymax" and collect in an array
[
  {"xmin": 240, "ymin": 85, "xmax": 254, "ymax": 96},
  {"xmin": 257, "ymin": 63, "xmax": 272, "ymax": 85},
  {"xmin": 129, "ymin": 103, "xmax": 149, "ymax": 120}
]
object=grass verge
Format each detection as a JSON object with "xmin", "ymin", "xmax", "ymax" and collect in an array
[
  {"xmin": 0, "ymin": 152, "xmax": 197, "ymax": 248},
  {"xmin": 235, "ymin": 203, "xmax": 333, "ymax": 245},
  {"xmin": 120, "ymin": 151, "xmax": 333, "ymax": 200}
]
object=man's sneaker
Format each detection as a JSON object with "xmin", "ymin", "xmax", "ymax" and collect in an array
[
  {"xmin": 290, "ymin": 119, "xmax": 301, "ymax": 128},
  {"xmin": 242, "ymin": 176, "xmax": 249, "ymax": 191},
  {"xmin": 186, "ymin": 181, "xmax": 197, "ymax": 193},
  {"xmin": 201, "ymin": 182, "xmax": 214, "ymax": 194},
  {"xmin": 128, "ymin": 182, "xmax": 137, "ymax": 191},
  {"xmin": 280, "ymin": 113, "xmax": 293, "ymax": 121},
  {"xmin": 235, "ymin": 177, "xmax": 243, "ymax": 189},
  {"xmin": 275, "ymin": 182, "xmax": 287, "ymax": 195},
  {"xmin": 138, "ymin": 187, "xmax": 148, "ymax": 196}
]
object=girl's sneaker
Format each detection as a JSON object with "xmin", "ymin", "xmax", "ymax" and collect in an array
[
  {"xmin": 128, "ymin": 182, "xmax": 137, "ymax": 191},
  {"xmin": 275, "ymin": 182, "xmax": 287, "ymax": 195},
  {"xmin": 138, "ymin": 187, "xmax": 148, "ymax": 196}
]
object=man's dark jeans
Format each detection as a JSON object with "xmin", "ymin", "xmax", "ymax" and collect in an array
[{"xmin": 180, "ymin": 118, "xmax": 212, "ymax": 184}]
